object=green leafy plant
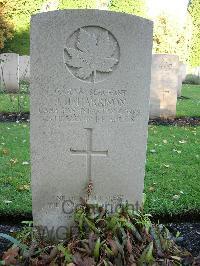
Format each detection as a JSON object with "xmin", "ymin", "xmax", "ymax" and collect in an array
[
  {"xmin": 109, "ymin": 0, "xmax": 146, "ymax": 17},
  {"xmin": 57, "ymin": 244, "xmax": 73, "ymax": 263},
  {"xmin": 0, "ymin": 202, "xmax": 197, "ymax": 265}
]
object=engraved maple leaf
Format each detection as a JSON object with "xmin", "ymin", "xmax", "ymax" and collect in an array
[{"xmin": 64, "ymin": 28, "xmax": 118, "ymax": 82}]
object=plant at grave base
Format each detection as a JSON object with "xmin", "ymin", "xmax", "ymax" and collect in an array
[
  {"xmin": 14, "ymin": 221, "xmax": 34, "ymax": 245},
  {"xmin": 0, "ymin": 203, "xmax": 198, "ymax": 265}
]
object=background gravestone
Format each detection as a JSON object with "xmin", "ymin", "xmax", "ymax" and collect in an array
[
  {"xmin": 150, "ymin": 54, "xmax": 179, "ymax": 119},
  {"xmin": 177, "ymin": 61, "xmax": 186, "ymax": 97},
  {"xmin": 177, "ymin": 61, "xmax": 182, "ymax": 98},
  {"xmin": 179, "ymin": 62, "xmax": 187, "ymax": 82},
  {"xmin": 19, "ymin": 55, "xmax": 30, "ymax": 82},
  {"xmin": 31, "ymin": 10, "xmax": 153, "ymax": 237},
  {"xmin": 149, "ymin": 54, "xmax": 161, "ymax": 119},
  {"xmin": 0, "ymin": 53, "xmax": 19, "ymax": 93}
]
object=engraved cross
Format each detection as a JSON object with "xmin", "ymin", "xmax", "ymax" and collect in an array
[
  {"xmin": 70, "ymin": 128, "xmax": 108, "ymax": 179},
  {"xmin": 160, "ymin": 88, "xmax": 170, "ymax": 101}
]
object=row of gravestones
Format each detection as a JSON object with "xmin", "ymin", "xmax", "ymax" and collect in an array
[
  {"xmin": 0, "ymin": 53, "xmax": 30, "ymax": 93},
  {"xmin": 0, "ymin": 52, "xmax": 186, "ymax": 119},
  {"xmin": 150, "ymin": 54, "xmax": 187, "ymax": 119}
]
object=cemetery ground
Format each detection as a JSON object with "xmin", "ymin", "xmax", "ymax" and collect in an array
[
  {"xmin": 0, "ymin": 84, "xmax": 200, "ymax": 257},
  {"xmin": 177, "ymin": 84, "xmax": 200, "ymax": 118},
  {"xmin": 0, "ymin": 84, "xmax": 199, "ymax": 218},
  {"xmin": 0, "ymin": 121, "xmax": 200, "ymax": 218}
]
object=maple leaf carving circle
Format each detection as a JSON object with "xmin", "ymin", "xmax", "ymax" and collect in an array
[{"xmin": 64, "ymin": 27, "xmax": 119, "ymax": 82}]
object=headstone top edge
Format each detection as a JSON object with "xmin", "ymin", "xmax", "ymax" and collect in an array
[{"xmin": 31, "ymin": 9, "xmax": 153, "ymax": 25}]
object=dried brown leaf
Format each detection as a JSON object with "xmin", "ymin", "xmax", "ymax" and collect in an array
[
  {"xmin": 126, "ymin": 238, "xmax": 132, "ymax": 254},
  {"xmin": 107, "ymin": 239, "xmax": 118, "ymax": 256},
  {"xmin": 2, "ymin": 246, "xmax": 19, "ymax": 265},
  {"xmin": 2, "ymin": 148, "xmax": 9, "ymax": 156},
  {"xmin": 73, "ymin": 252, "xmax": 95, "ymax": 266}
]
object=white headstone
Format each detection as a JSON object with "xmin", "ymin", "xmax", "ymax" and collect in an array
[
  {"xmin": 0, "ymin": 53, "xmax": 19, "ymax": 93},
  {"xmin": 149, "ymin": 55, "xmax": 160, "ymax": 119},
  {"xmin": 19, "ymin": 55, "xmax": 30, "ymax": 82},
  {"xmin": 96, "ymin": 0, "xmax": 110, "ymax": 10},
  {"xmin": 177, "ymin": 61, "xmax": 186, "ymax": 97},
  {"xmin": 150, "ymin": 54, "xmax": 179, "ymax": 119},
  {"xmin": 179, "ymin": 62, "xmax": 187, "ymax": 82},
  {"xmin": 177, "ymin": 62, "xmax": 182, "ymax": 97},
  {"xmin": 40, "ymin": 0, "xmax": 59, "ymax": 12},
  {"xmin": 31, "ymin": 10, "xmax": 153, "ymax": 238}
]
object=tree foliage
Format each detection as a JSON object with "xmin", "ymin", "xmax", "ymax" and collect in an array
[
  {"xmin": 0, "ymin": 2, "xmax": 14, "ymax": 49},
  {"xmin": 109, "ymin": 0, "xmax": 147, "ymax": 17},
  {"xmin": 188, "ymin": 0, "xmax": 200, "ymax": 66},
  {"xmin": 59, "ymin": 0, "xmax": 96, "ymax": 9},
  {"xmin": 2, "ymin": 0, "xmax": 97, "ymax": 54},
  {"xmin": 1, "ymin": 0, "xmax": 44, "ymax": 54},
  {"xmin": 1, "ymin": 0, "xmax": 148, "ymax": 54},
  {"xmin": 152, "ymin": 12, "xmax": 191, "ymax": 63},
  {"xmin": 0, "ymin": 0, "xmax": 44, "ymax": 30}
]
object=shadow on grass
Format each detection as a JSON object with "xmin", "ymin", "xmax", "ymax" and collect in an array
[{"xmin": 178, "ymin": 96, "xmax": 191, "ymax": 100}]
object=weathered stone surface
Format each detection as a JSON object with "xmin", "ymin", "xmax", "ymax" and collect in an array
[
  {"xmin": 0, "ymin": 53, "xmax": 19, "ymax": 93},
  {"xmin": 31, "ymin": 10, "xmax": 153, "ymax": 238},
  {"xmin": 19, "ymin": 55, "xmax": 30, "ymax": 82},
  {"xmin": 150, "ymin": 54, "xmax": 179, "ymax": 119}
]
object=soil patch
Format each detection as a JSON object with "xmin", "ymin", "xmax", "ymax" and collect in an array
[
  {"xmin": 0, "ymin": 224, "xmax": 21, "ymax": 258},
  {"xmin": 0, "ymin": 112, "xmax": 200, "ymax": 126},
  {"xmin": 0, "ymin": 222, "xmax": 200, "ymax": 258},
  {"xmin": 168, "ymin": 223, "xmax": 200, "ymax": 257},
  {"xmin": 149, "ymin": 117, "xmax": 200, "ymax": 126},
  {"xmin": 0, "ymin": 112, "xmax": 29, "ymax": 122}
]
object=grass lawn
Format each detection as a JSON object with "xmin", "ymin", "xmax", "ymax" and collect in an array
[
  {"xmin": 0, "ymin": 82, "xmax": 30, "ymax": 113},
  {"xmin": 0, "ymin": 122, "xmax": 199, "ymax": 218},
  {"xmin": 0, "ymin": 123, "xmax": 31, "ymax": 216},
  {"xmin": 0, "ymin": 83, "xmax": 199, "ymax": 218},
  {"xmin": 0, "ymin": 94, "xmax": 29, "ymax": 113},
  {"xmin": 176, "ymin": 84, "xmax": 200, "ymax": 118},
  {"xmin": 145, "ymin": 125, "xmax": 200, "ymax": 217}
]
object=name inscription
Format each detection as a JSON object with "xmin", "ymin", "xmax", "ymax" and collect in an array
[
  {"xmin": 158, "ymin": 58, "xmax": 177, "ymax": 71},
  {"xmin": 39, "ymin": 88, "xmax": 140, "ymax": 123}
]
